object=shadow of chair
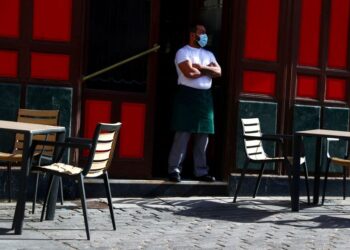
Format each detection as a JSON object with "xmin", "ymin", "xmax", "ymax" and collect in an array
[
  {"xmin": 0, "ymin": 109, "xmax": 63, "ymax": 212},
  {"xmin": 322, "ymin": 138, "xmax": 348, "ymax": 204},
  {"xmin": 30, "ymin": 122, "xmax": 122, "ymax": 240},
  {"xmin": 233, "ymin": 118, "xmax": 310, "ymax": 204}
]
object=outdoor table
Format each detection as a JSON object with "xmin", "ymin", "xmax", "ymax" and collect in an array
[
  {"xmin": 291, "ymin": 129, "xmax": 350, "ymax": 211},
  {"xmin": 0, "ymin": 120, "xmax": 65, "ymax": 234}
]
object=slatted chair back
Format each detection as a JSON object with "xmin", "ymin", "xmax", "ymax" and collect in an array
[
  {"xmin": 14, "ymin": 109, "xmax": 60, "ymax": 156},
  {"xmin": 85, "ymin": 122, "xmax": 122, "ymax": 177},
  {"xmin": 241, "ymin": 118, "xmax": 267, "ymax": 161}
]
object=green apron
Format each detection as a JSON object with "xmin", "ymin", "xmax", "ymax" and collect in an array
[{"xmin": 171, "ymin": 85, "xmax": 214, "ymax": 134}]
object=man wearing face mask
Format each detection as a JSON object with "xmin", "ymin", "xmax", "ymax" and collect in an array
[{"xmin": 168, "ymin": 23, "xmax": 222, "ymax": 182}]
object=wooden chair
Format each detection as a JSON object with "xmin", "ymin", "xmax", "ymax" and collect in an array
[
  {"xmin": 0, "ymin": 109, "xmax": 63, "ymax": 211},
  {"xmin": 322, "ymin": 138, "xmax": 348, "ymax": 204},
  {"xmin": 233, "ymin": 118, "xmax": 310, "ymax": 203},
  {"xmin": 31, "ymin": 122, "xmax": 122, "ymax": 240}
]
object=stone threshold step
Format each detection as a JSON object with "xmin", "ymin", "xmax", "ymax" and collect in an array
[
  {"xmin": 85, "ymin": 178, "xmax": 227, "ymax": 185},
  {"xmin": 228, "ymin": 174, "xmax": 350, "ymax": 197},
  {"xmin": 84, "ymin": 179, "xmax": 228, "ymax": 198}
]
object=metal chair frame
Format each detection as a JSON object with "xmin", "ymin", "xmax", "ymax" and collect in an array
[
  {"xmin": 30, "ymin": 122, "xmax": 122, "ymax": 240},
  {"xmin": 322, "ymin": 138, "xmax": 349, "ymax": 204},
  {"xmin": 233, "ymin": 118, "xmax": 310, "ymax": 204},
  {"xmin": 0, "ymin": 109, "xmax": 63, "ymax": 212}
]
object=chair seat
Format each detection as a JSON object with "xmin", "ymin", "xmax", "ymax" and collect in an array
[
  {"xmin": 235, "ymin": 117, "xmax": 310, "ymax": 205},
  {"xmin": 249, "ymin": 155, "xmax": 285, "ymax": 161},
  {"xmin": 36, "ymin": 122, "xmax": 121, "ymax": 240},
  {"xmin": 0, "ymin": 152, "xmax": 23, "ymax": 162},
  {"xmin": 38, "ymin": 163, "xmax": 83, "ymax": 176},
  {"xmin": 330, "ymin": 157, "xmax": 350, "ymax": 167},
  {"xmin": 0, "ymin": 151, "xmax": 40, "ymax": 162}
]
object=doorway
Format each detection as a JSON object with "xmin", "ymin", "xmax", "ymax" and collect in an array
[{"xmin": 153, "ymin": 0, "xmax": 226, "ymax": 179}]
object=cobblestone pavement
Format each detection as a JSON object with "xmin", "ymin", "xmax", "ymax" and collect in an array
[{"xmin": 0, "ymin": 196, "xmax": 350, "ymax": 249}]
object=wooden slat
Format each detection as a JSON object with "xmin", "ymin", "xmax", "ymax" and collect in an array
[
  {"xmin": 245, "ymin": 140, "xmax": 261, "ymax": 147},
  {"xmin": 98, "ymin": 132, "xmax": 115, "ymax": 141},
  {"xmin": 331, "ymin": 157, "xmax": 350, "ymax": 167},
  {"xmin": 14, "ymin": 141, "xmax": 24, "ymax": 150},
  {"xmin": 91, "ymin": 160, "xmax": 108, "ymax": 171},
  {"xmin": 17, "ymin": 109, "xmax": 59, "ymax": 129},
  {"xmin": 243, "ymin": 125, "xmax": 260, "ymax": 133},
  {"xmin": 96, "ymin": 141, "xmax": 113, "ymax": 151},
  {"xmin": 246, "ymin": 147, "xmax": 264, "ymax": 155},
  {"xmin": 93, "ymin": 151, "xmax": 111, "ymax": 161},
  {"xmin": 85, "ymin": 123, "xmax": 121, "ymax": 176},
  {"xmin": 18, "ymin": 109, "xmax": 59, "ymax": 118},
  {"xmin": 242, "ymin": 118, "xmax": 260, "ymax": 125},
  {"xmin": 244, "ymin": 131, "xmax": 261, "ymax": 137},
  {"xmin": 11, "ymin": 110, "xmax": 59, "ymax": 155},
  {"xmin": 17, "ymin": 117, "xmax": 58, "ymax": 125},
  {"xmin": 32, "ymin": 134, "xmax": 55, "ymax": 141},
  {"xmin": 15, "ymin": 133, "xmax": 24, "ymax": 141}
]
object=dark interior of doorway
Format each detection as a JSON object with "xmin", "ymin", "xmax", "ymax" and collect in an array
[
  {"xmin": 153, "ymin": 0, "xmax": 225, "ymax": 180},
  {"xmin": 152, "ymin": 0, "xmax": 191, "ymax": 179}
]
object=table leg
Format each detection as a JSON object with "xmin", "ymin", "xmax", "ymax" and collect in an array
[
  {"xmin": 291, "ymin": 135, "xmax": 301, "ymax": 211},
  {"xmin": 45, "ymin": 131, "xmax": 65, "ymax": 220},
  {"xmin": 313, "ymin": 137, "xmax": 322, "ymax": 204},
  {"xmin": 13, "ymin": 133, "xmax": 32, "ymax": 234}
]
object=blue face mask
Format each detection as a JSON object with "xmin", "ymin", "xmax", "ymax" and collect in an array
[{"xmin": 197, "ymin": 34, "xmax": 208, "ymax": 47}]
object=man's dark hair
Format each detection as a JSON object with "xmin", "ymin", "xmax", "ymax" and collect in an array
[{"xmin": 189, "ymin": 23, "xmax": 205, "ymax": 33}]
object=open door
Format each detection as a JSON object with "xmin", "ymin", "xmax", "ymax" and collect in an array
[{"xmin": 82, "ymin": 0, "xmax": 160, "ymax": 178}]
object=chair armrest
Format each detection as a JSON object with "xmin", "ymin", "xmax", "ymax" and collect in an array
[
  {"xmin": 273, "ymin": 134, "xmax": 294, "ymax": 139},
  {"xmin": 327, "ymin": 138, "xmax": 340, "ymax": 142},
  {"xmin": 243, "ymin": 134, "xmax": 294, "ymax": 159},
  {"xmin": 30, "ymin": 139, "xmax": 93, "ymax": 164},
  {"xmin": 38, "ymin": 154, "xmax": 53, "ymax": 166},
  {"xmin": 65, "ymin": 137, "xmax": 93, "ymax": 144},
  {"xmin": 32, "ymin": 139, "xmax": 92, "ymax": 150}
]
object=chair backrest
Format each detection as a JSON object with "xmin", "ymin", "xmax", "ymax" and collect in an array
[
  {"xmin": 84, "ymin": 122, "xmax": 122, "ymax": 177},
  {"xmin": 14, "ymin": 109, "xmax": 60, "ymax": 156},
  {"xmin": 241, "ymin": 118, "xmax": 267, "ymax": 160}
]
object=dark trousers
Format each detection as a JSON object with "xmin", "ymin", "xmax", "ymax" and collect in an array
[{"xmin": 168, "ymin": 132, "xmax": 209, "ymax": 177}]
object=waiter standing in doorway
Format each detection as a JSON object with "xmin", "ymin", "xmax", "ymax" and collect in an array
[{"xmin": 167, "ymin": 23, "xmax": 222, "ymax": 182}]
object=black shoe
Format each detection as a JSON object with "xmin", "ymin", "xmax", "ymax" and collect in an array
[
  {"xmin": 195, "ymin": 175, "xmax": 216, "ymax": 182},
  {"xmin": 168, "ymin": 172, "xmax": 181, "ymax": 182}
]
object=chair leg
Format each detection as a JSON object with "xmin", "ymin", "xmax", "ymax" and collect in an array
[
  {"xmin": 233, "ymin": 159, "xmax": 250, "ymax": 203},
  {"xmin": 322, "ymin": 159, "xmax": 331, "ymax": 205},
  {"xmin": 103, "ymin": 172, "xmax": 116, "ymax": 230},
  {"xmin": 77, "ymin": 174, "xmax": 90, "ymax": 240},
  {"xmin": 7, "ymin": 163, "xmax": 11, "ymax": 202},
  {"xmin": 59, "ymin": 177, "xmax": 64, "ymax": 205},
  {"xmin": 281, "ymin": 159, "xmax": 292, "ymax": 199},
  {"xmin": 302, "ymin": 161, "xmax": 311, "ymax": 205},
  {"xmin": 41, "ymin": 174, "xmax": 54, "ymax": 222},
  {"xmin": 32, "ymin": 173, "xmax": 40, "ymax": 214},
  {"xmin": 253, "ymin": 163, "xmax": 265, "ymax": 198},
  {"xmin": 343, "ymin": 167, "xmax": 346, "ymax": 200},
  {"xmin": 33, "ymin": 174, "xmax": 64, "ymax": 214}
]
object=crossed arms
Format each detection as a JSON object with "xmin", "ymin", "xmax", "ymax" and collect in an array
[{"xmin": 178, "ymin": 60, "xmax": 222, "ymax": 79}]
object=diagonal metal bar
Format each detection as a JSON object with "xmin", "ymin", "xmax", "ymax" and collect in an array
[{"xmin": 82, "ymin": 44, "xmax": 160, "ymax": 81}]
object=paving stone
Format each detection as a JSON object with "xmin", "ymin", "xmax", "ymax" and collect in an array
[{"xmin": 0, "ymin": 197, "xmax": 350, "ymax": 248}]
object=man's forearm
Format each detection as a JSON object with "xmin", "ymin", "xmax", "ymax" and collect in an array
[{"xmin": 198, "ymin": 65, "xmax": 222, "ymax": 78}]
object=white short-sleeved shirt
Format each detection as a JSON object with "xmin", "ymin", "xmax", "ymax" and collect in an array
[{"xmin": 175, "ymin": 45, "xmax": 218, "ymax": 90}]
